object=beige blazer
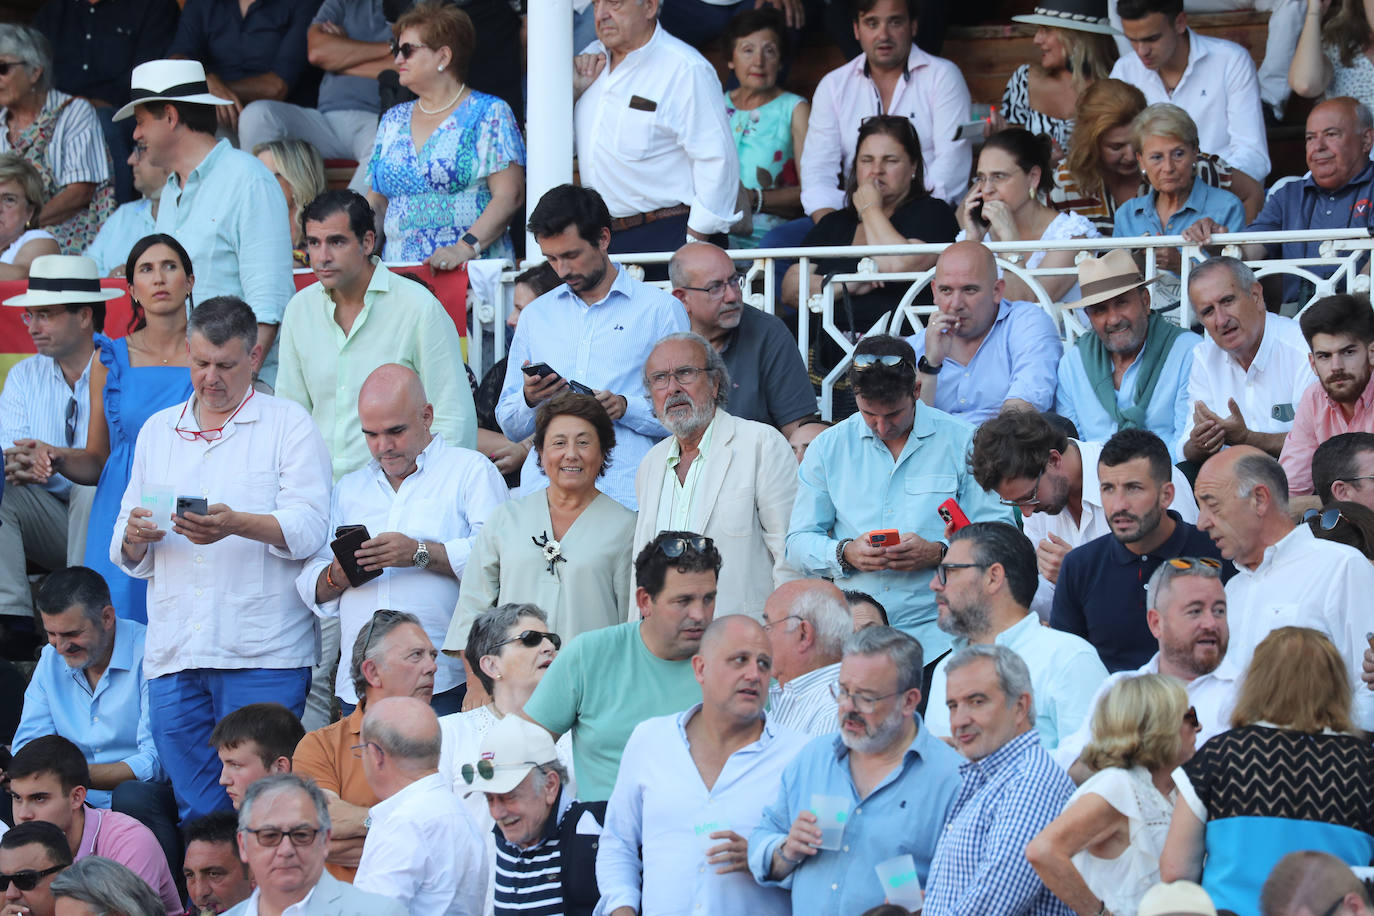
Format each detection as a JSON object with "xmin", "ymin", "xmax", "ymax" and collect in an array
[{"xmin": 633, "ymin": 410, "xmax": 800, "ymax": 618}]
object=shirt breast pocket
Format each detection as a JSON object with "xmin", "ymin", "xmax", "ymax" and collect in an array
[
  {"xmin": 905, "ymin": 475, "xmax": 958, "ymax": 538},
  {"xmin": 616, "ymin": 106, "xmax": 659, "ymax": 159}
]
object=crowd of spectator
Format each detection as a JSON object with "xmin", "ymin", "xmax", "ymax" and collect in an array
[{"xmin": 4, "ymin": 0, "xmax": 1374, "ymax": 912}]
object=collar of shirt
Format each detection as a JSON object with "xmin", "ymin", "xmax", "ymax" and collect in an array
[
  {"xmin": 826, "ymin": 712, "xmax": 937, "ymax": 777},
  {"xmin": 367, "ymin": 771, "xmax": 448, "ymax": 823},
  {"xmin": 1174, "ymin": 28, "xmax": 1209, "ymax": 87},
  {"xmin": 1239, "ymin": 313, "xmax": 1284, "ymax": 377},
  {"xmin": 677, "ymin": 701, "xmax": 782, "ymax": 750},
  {"xmin": 856, "ymin": 399, "xmax": 939, "ymax": 465},
  {"xmin": 1301, "ymin": 161, "xmax": 1374, "ymax": 195},
  {"xmin": 1138, "ymin": 177, "xmax": 1212, "ymax": 226},
  {"xmin": 943, "ymin": 299, "xmax": 1015, "ymax": 369},
  {"xmin": 1233, "ymin": 521, "xmax": 1307, "ymax": 577},
  {"xmin": 858, "ymin": 46, "xmax": 918, "ymax": 83},
  {"xmin": 956, "ymin": 728, "xmax": 1041, "ymax": 782},
  {"xmin": 248, "ymin": 883, "xmax": 318, "ymax": 916},
  {"xmin": 666, "ymin": 414, "xmax": 717, "ymax": 468},
  {"xmin": 1105, "ymin": 509, "xmax": 1188, "ymax": 566},
  {"xmin": 75, "ymin": 805, "xmax": 103, "ymax": 858},
  {"xmin": 168, "ymin": 386, "xmax": 260, "ymax": 439},
  {"xmin": 550, "ymin": 264, "xmax": 630, "ymax": 311},
  {"xmin": 774, "ymin": 661, "xmax": 842, "ymax": 699},
  {"xmin": 166, "ymin": 138, "xmax": 233, "ymax": 195},
  {"xmin": 322, "ymin": 255, "xmax": 391, "ymax": 312},
  {"xmin": 67, "ymin": 616, "xmax": 140, "ymax": 695}
]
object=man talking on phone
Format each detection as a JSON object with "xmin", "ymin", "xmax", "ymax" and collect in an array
[
  {"xmin": 786, "ymin": 335, "xmax": 1011, "ymax": 678},
  {"xmin": 111, "ymin": 295, "xmax": 332, "ymax": 826}
]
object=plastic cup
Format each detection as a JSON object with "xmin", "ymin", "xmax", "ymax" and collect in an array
[
  {"xmin": 140, "ymin": 484, "xmax": 175, "ymax": 520},
  {"xmin": 693, "ymin": 816, "xmax": 731, "ymax": 857},
  {"xmin": 809, "ymin": 793, "xmax": 850, "ymax": 851},
  {"xmin": 875, "ymin": 854, "xmax": 923, "ymax": 910}
]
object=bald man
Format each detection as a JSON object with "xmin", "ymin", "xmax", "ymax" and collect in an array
[
  {"xmin": 1194, "ymin": 445, "xmax": 1374, "ymax": 729},
  {"xmin": 598, "ymin": 616, "xmax": 810, "ymax": 916},
  {"xmin": 295, "ymin": 364, "xmax": 509, "ymax": 716},
  {"xmin": 904, "ymin": 240, "xmax": 1062, "ymax": 425},
  {"xmin": 763, "ymin": 580, "xmax": 852, "ymax": 736},
  {"xmin": 668, "ymin": 243, "xmax": 816, "ymax": 437},
  {"xmin": 1260, "ymin": 851, "xmax": 1374, "ymax": 916},
  {"xmin": 355, "ymin": 696, "xmax": 486, "ymax": 915}
]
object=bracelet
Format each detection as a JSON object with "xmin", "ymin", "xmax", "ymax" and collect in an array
[
  {"xmin": 754, "ymin": 188, "xmax": 766, "ymax": 215},
  {"xmin": 778, "ymin": 846, "xmax": 801, "ymax": 866},
  {"xmin": 325, "ymin": 564, "xmax": 342, "ymax": 591},
  {"xmin": 836, "ymin": 538, "xmax": 856, "ymax": 575}
]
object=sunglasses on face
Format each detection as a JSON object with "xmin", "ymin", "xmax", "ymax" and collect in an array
[
  {"xmin": 656, "ymin": 535, "xmax": 711, "ymax": 558},
  {"xmin": 0, "ymin": 865, "xmax": 64, "ymax": 892},
  {"xmin": 0, "ymin": 61, "xmax": 28, "ymax": 78},
  {"xmin": 493, "ymin": 629, "xmax": 561, "ymax": 651},
  {"xmin": 390, "ymin": 40, "xmax": 428, "ymax": 59}
]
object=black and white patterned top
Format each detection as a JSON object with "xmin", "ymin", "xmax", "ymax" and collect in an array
[{"xmin": 1000, "ymin": 64, "xmax": 1075, "ymax": 150}]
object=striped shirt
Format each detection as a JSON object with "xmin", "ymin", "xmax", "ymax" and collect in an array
[
  {"xmin": 0, "ymin": 341, "xmax": 96, "ymax": 497},
  {"xmin": 492, "ymin": 792, "xmax": 571, "ymax": 916},
  {"xmin": 1049, "ymin": 153, "xmax": 1234, "ymax": 236},
  {"xmin": 767, "ymin": 661, "xmax": 840, "ymax": 737},
  {"xmin": 0, "ymin": 90, "xmax": 111, "ymax": 189}
]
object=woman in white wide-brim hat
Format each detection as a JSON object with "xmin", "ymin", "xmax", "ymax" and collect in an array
[
  {"xmin": 993, "ymin": 0, "xmax": 1121, "ymax": 157},
  {"xmin": 0, "ymin": 24, "xmax": 115, "ymax": 255}
]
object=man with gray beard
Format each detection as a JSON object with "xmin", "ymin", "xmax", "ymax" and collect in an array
[
  {"xmin": 633, "ymin": 331, "xmax": 800, "ymax": 618},
  {"xmin": 923, "ymin": 522, "xmax": 1107, "ymax": 751},
  {"xmin": 748, "ymin": 626, "xmax": 963, "ymax": 916}
]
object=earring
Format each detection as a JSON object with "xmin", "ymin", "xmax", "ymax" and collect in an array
[
  {"xmin": 438, "ymin": 64, "xmax": 445, "ymax": 72},
  {"xmin": 1029, "ymin": 186, "xmax": 1036, "ymax": 201}
]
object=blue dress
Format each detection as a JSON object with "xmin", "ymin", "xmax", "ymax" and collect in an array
[
  {"xmin": 368, "ymin": 91, "xmax": 525, "ymax": 264},
  {"xmin": 83, "ymin": 336, "xmax": 192, "ymax": 623}
]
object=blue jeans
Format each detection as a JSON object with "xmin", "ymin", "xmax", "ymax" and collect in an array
[{"xmin": 148, "ymin": 667, "xmax": 310, "ymax": 823}]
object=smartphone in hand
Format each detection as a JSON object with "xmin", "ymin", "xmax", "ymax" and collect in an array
[
  {"xmin": 938, "ymin": 498, "xmax": 971, "ymax": 531},
  {"xmin": 175, "ymin": 496, "xmax": 208, "ymax": 518}
]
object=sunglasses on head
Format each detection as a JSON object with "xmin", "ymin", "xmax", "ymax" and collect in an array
[
  {"xmin": 1304, "ymin": 507, "xmax": 1345, "ymax": 531},
  {"xmin": 460, "ymin": 758, "xmax": 545, "ymax": 785},
  {"xmin": 852, "ymin": 354, "xmax": 910, "ymax": 371},
  {"xmin": 389, "ymin": 40, "xmax": 428, "ymax": 59},
  {"xmin": 0, "ymin": 865, "xmax": 64, "ymax": 892},
  {"xmin": 493, "ymin": 629, "xmax": 561, "ymax": 651},
  {"xmin": 1164, "ymin": 557, "xmax": 1222, "ymax": 571}
]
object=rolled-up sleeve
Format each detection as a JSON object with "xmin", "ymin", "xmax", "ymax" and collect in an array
[
  {"xmin": 747, "ymin": 772, "xmax": 796, "ymax": 889},
  {"xmin": 1219, "ymin": 51, "xmax": 1270, "ymax": 182},
  {"xmin": 444, "ymin": 459, "xmax": 509, "ymax": 580},
  {"xmin": 266, "ymin": 406, "xmax": 332, "ymax": 561},
  {"xmin": 786, "ymin": 446, "xmax": 842, "ymax": 578},
  {"xmin": 496, "ymin": 321, "xmax": 537, "ymax": 441},
  {"xmin": 111, "ymin": 429, "xmax": 155, "ymax": 579},
  {"xmin": 675, "ymin": 62, "xmax": 740, "ymax": 236}
]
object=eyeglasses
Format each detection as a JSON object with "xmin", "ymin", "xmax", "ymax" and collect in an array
[
  {"xmin": 174, "ymin": 388, "xmax": 255, "ymax": 442},
  {"xmin": 1164, "ymin": 557, "xmax": 1223, "ymax": 571},
  {"xmin": 681, "ymin": 272, "xmax": 745, "ymax": 301},
  {"xmin": 998, "ymin": 470, "xmax": 1043, "ymax": 508},
  {"xmin": 242, "ymin": 826, "xmax": 321, "ymax": 847},
  {"xmin": 647, "ymin": 366, "xmax": 708, "ymax": 390},
  {"xmin": 971, "ymin": 169, "xmax": 1023, "ymax": 187},
  {"xmin": 935, "ymin": 562, "xmax": 987, "ymax": 585},
  {"xmin": 763, "ymin": 613, "xmax": 801, "ymax": 632},
  {"xmin": 350, "ymin": 740, "xmax": 383, "ymax": 759},
  {"xmin": 0, "ymin": 864, "xmax": 65, "ymax": 891},
  {"xmin": 460, "ymin": 758, "xmax": 545, "ymax": 785},
  {"xmin": 1184, "ymin": 705, "xmax": 1199, "ymax": 729},
  {"xmin": 852, "ymin": 353, "xmax": 910, "ymax": 371},
  {"xmin": 389, "ymin": 40, "xmax": 429, "ymax": 59},
  {"xmin": 1305, "ymin": 507, "xmax": 1346, "ymax": 531},
  {"xmin": 829, "ymin": 682, "xmax": 900, "ymax": 713},
  {"xmin": 492, "ymin": 629, "xmax": 561, "ymax": 651},
  {"xmin": 0, "ymin": 61, "xmax": 28, "ymax": 78},
  {"xmin": 1319, "ymin": 894, "xmax": 1355, "ymax": 916},
  {"xmin": 19, "ymin": 307, "xmax": 76, "ymax": 326},
  {"xmin": 656, "ymin": 535, "xmax": 712, "ymax": 558}
]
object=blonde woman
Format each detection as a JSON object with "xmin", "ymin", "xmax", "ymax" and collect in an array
[
  {"xmin": 1290, "ymin": 0, "xmax": 1374, "ymax": 110},
  {"xmin": 0, "ymin": 152, "xmax": 57, "ymax": 279},
  {"xmin": 253, "ymin": 138, "xmax": 327, "ymax": 268},
  {"xmin": 1027, "ymin": 674, "xmax": 1198, "ymax": 916}
]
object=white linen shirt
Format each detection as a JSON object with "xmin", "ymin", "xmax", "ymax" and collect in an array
[
  {"xmin": 1025, "ymin": 439, "xmax": 1198, "ymax": 619},
  {"xmin": 295, "ymin": 435, "xmax": 508, "ymax": 703},
  {"xmin": 1109, "ymin": 31, "xmax": 1270, "ymax": 181},
  {"xmin": 1174, "ymin": 312, "xmax": 1315, "ymax": 460},
  {"xmin": 574, "ymin": 25, "xmax": 740, "ymax": 235},
  {"xmin": 1219, "ymin": 524, "xmax": 1374, "ymax": 730},
  {"xmin": 1051, "ymin": 653, "xmax": 1237, "ymax": 770},
  {"xmin": 801, "ymin": 46, "xmax": 972, "ymax": 210},
  {"xmin": 354, "ymin": 772, "xmax": 487, "ymax": 916},
  {"xmin": 110, "ymin": 390, "xmax": 332, "ymax": 679},
  {"xmin": 596, "ymin": 707, "xmax": 810, "ymax": 916}
]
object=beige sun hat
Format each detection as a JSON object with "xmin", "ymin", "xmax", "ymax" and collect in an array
[{"xmin": 1064, "ymin": 249, "xmax": 1162, "ymax": 309}]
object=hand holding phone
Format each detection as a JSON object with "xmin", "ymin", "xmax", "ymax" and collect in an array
[
  {"xmin": 331, "ymin": 525, "xmax": 383, "ymax": 588},
  {"xmin": 938, "ymin": 498, "xmax": 971, "ymax": 532},
  {"xmin": 866, "ymin": 529, "xmax": 900, "ymax": 547},
  {"xmin": 521, "ymin": 360, "xmax": 567, "ymax": 407},
  {"xmin": 176, "ymin": 496, "xmax": 209, "ymax": 518}
]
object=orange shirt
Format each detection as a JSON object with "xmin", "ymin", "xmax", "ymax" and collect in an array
[{"xmin": 292, "ymin": 706, "xmax": 378, "ymax": 882}]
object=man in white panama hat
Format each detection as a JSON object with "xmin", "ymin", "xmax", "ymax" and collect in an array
[
  {"xmin": 0, "ymin": 255, "xmax": 116, "ymax": 651},
  {"xmin": 1055, "ymin": 248, "xmax": 1202, "ymax": 461},
  {"xmin": 114, "ymin": 59, "xmax": 295, "ymax": 385}
]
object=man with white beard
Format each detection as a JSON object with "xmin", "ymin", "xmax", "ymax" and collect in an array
[{"xmin": 633, "ymin": 332, "xmax": 800, "ymax": 619}]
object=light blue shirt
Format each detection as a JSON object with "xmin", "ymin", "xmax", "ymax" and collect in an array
[
  {"xmin": 84, "ymin": 199, "xmax": 155, "ymax": 276},
  {"xmin": 1112, "ymin": 179, "xmax": 1246, "ymax": 239},
  {"xmin": 1055, "ymin": 329, "xmax": 1200, "ymax": 462},
  {"xmin": 906, "ymin": 300, "xmax": 1063, "ymax": 425},
  {"xmin": 748, "ymin": 717, "xmax": 964, "ymax": 916},
  {"xmin": 786, "ymin": 406, "xmax": 1013, "ymax": 659},
  {"xmin": 12, "ymin": 617, "xmax": 159, "ymax": 808},
  {"xmin": 496, "ymin": 267, "xmax": 688, "ymax": 510},
  {"xmin": 924, "ymin": 612, "xmax": 1109, "ymax": 750},
  {"xmin": 155, "ymin": 140, "xmax": 294, "ymax": 344}
]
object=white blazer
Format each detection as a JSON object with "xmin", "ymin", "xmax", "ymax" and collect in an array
[
  {"xmin": 224, "ymin": 872, "xmax": 407, "ymax": 916},
  {"xmin": 633, "ymin": 410, "xmax": 800, "ymax": 618}
]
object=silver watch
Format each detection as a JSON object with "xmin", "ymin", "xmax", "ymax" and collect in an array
[{"xmin": 412, "ymin": 541, "xmax": 431, "ymax": 569}]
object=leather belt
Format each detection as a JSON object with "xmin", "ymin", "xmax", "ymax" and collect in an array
[{"xmin": 609, "ymin": 204, "xmax": 690, "ymax": 232}]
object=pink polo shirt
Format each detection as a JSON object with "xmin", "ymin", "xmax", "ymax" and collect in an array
[
  {"xmin": 76, "ymin": 806, "xmax": 182, "ymax": 914},
  {"xmin": 1279, "ymin": 374, "xmax": 1374, "ymax": 495}
]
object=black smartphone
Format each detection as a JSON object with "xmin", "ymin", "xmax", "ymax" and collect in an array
[
  {"xmin": 522, "ymin": 362, "xmax": 556, "ymax": 378},
  {"xmin": 175, "ymin": 496, "xmax": 208, "ymax": 518},
  {"xmin": 330, "ymin": 525, "xmax": 383, "ymax": 588},
  {"xmin": 566, "ymin": 379, "xmax": 595, "ymax": 395}
]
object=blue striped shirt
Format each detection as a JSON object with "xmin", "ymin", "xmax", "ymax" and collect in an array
[
  {"xmin": 493, "ymin": 792, "xmax": 570, "ymax": 916},
  {"xmin": 924, "ymin": 730, "xmax": 1074, "ymax": 916},
  {"xmin": 0, "ymin": 340, "xmax": 97, "ymax": 497}
]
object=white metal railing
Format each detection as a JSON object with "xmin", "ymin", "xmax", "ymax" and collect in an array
[{"xmin": 464, "ymin": 228, "xmax": 1374, "ymax": 418}]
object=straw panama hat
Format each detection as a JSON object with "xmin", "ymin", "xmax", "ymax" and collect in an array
[
  {"xmin": 1064, "ymin": 249, "xmax": 1162, "ymax": 310},
  {"xmin": 3, "ymin": 255, "xmax": 124, "ymax": 308},
  {"xmin": 1136, "ymin": 880, "xmax": 1218, "ymax": 916},
  {"xmin": 113, "ymin": 59, "xmax": 234, "ymax": 122},
  {"xmin": 1012, "ymin": 0, "xmax": 1120, "ymax": 34}
]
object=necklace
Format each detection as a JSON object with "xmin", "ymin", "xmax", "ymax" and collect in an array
[{"xmin": 417, "ymin": 84, "xmax": 466, "ymax": 115}]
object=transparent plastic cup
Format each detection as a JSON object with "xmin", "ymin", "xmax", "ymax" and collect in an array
[
  {"xmin": 809, "ymin": 793, "xmax": 850, "ymax": 851},
  {"xmin": 875, "ymin": 854, "xmax": 923, "ymax": 910}
]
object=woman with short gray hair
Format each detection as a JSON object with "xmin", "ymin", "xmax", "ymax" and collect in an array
[
  {"xmin": 0, "ymin": 24, "xmax": 114, "ymax": 254},
  {"xmin": 50, "ymin": 856, "xmax": 165, "ymax": 916}
]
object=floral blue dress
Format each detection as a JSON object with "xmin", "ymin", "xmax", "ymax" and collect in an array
[{"xmin": 368, "ymin": 91, "xmax": 526, "ymax": 264}]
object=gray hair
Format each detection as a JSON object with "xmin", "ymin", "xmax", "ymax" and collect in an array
[
  {"xmin": 187, "ymin": 295, "xmax": 258, "ymax": 352},
  {"xmin": 465, "ymin": 603, "xmax": 548, "ymax": 695},
  {"xmin": 0, "ymin": 26, "xmax": 53, "ymax": 93},
  {"xmin": 643, "ymin": 331, "xmax": 731, "ymax": 407},
  {"xmin": 362, "ymin": 706, "xmax": 442, "ymax": 768},
  {"xmin": 783, "ymin": 586, "xmax": 853, "ymax": 657},
  {"xmin": 350, "ymin": 609, "xmax": 423, "ymax": 703},
  {"xmin": 1145, "ymin": 558, "xmax": 1223, "ymax": 614},
  {"xmin": 49, "ymin": 856, "xmax": 164, "ymax": 916},
  {"xmin": 944, "ymin": 644, "xmax": 1037, "ymax": 725},
  {"xmin": 1130, "ymin": 102, "xmax": 1198, "ymax": 152},
  {"xmin": 842, "ymin": 625, "xmax": 925, "ymax": 694},
  {"xmin": 1188, "ymin": 255, "xmax": 1256, "ymax": 295},
  {"xmin": 1235, "ymin": 450, "xmax": 1290, "ymax": 513},
  {"xmin": 238, "ymin": 773, "xmax": 332, "ymax": 834}
]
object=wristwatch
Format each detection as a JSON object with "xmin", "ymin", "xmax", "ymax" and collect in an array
[
  {"xmin": 412, "ymin": 541, "xmax": 431, "ymax": 569},
  {"xmin": 918, "ymin": 355, "xmax": 942, "ymax": 375},
  {"xmin": 460, "ymin": 231, "xmax": 481, "ymax": 256}
]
